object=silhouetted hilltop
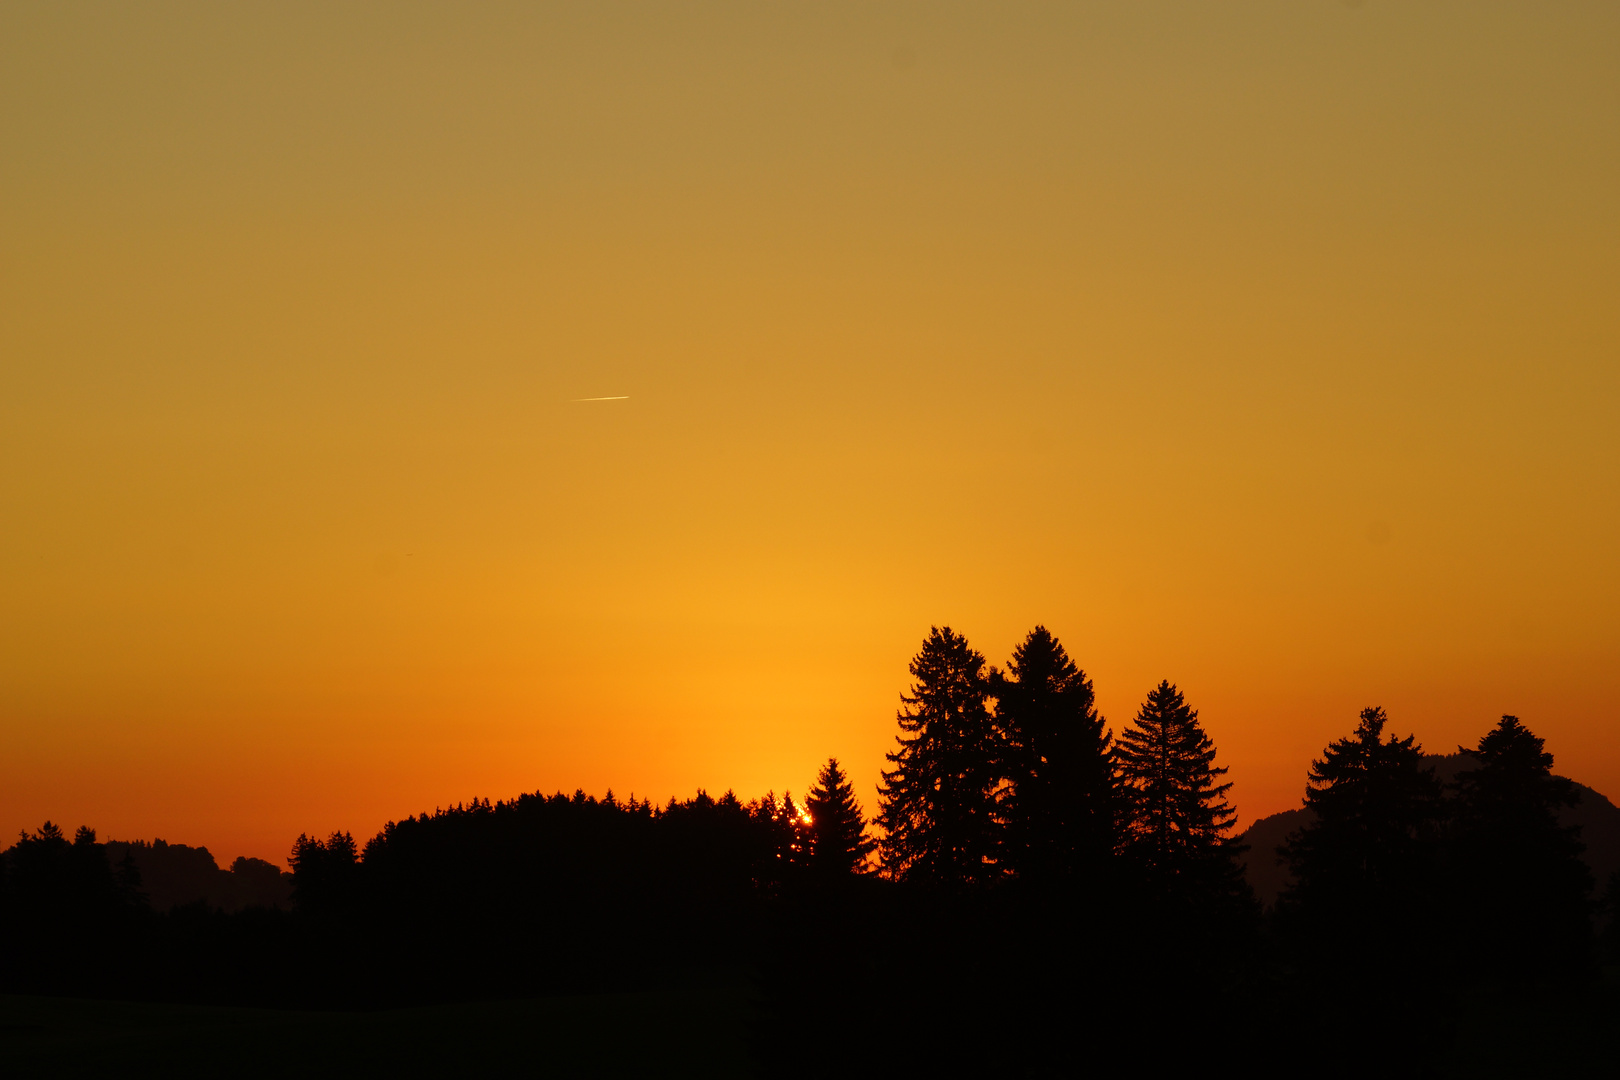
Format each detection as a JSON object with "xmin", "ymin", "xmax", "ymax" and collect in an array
[
  {"xmin": 1237, "ymin": 807, "xmax": 1310, "ymax": 908},
  {"xmin": 101, "ymin": 839, "xmax": 292, "ymax": 912},
  {"xmin": 1238, "ymin": 753, "xmax": 1620, "ymax": 906}
]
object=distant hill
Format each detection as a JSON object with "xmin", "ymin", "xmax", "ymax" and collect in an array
[
  {"xmin": 101, "ymin": 839, "xmax": 293, "ymax": 912},
  {"xmin": 1237, "ymin": 753, "xmax": 1620, "ymax": 908}
]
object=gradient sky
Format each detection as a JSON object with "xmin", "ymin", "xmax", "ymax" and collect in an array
[{"xmin": 3, "ymin": 2, "xmax": 1617, "ymax": 867}]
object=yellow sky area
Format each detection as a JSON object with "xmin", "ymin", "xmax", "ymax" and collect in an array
[{"xmin": 2, "ymin": 3, "xmax": 1617, "ymax": 865}]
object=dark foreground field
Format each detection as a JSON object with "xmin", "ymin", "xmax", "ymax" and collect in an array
[
  {"xmin": 1440, "ymin": 976, "xmax": 1620, "ymax": 1078},
  {"xmin": 0, "ymin": 985, "xmax": 756, "ymax": 1079},
  {"xmin": 6, "ymin": 975, "xmax": 1620, "ymax": 1079}
]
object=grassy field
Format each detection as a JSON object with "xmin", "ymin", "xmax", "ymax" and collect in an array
[{"xmin": 0, "ymin": 986, "xmax": 757, "ymax": 1079}]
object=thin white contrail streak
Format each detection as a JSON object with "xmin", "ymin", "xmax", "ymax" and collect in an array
[{"xmin": 572, "ymin": 395, "xmax": 630, "ymax": 401}]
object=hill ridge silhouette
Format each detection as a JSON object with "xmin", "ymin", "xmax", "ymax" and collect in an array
[{"xmin": 1239, "ymin": 752, "xmax": 1620, "ymax": 907}]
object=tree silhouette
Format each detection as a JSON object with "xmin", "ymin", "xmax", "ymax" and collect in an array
[
  {"xmin": 753, "ymin": 790, "xmax": 811, "ymax": 880},
  {"xmin": 877, "ymin": 626, "xmax": 1000, "ymax": 887},
  {"xmin": 0, "ymin": 822, "xmax": 147, "ymax": 996},
  {"xmin": 805, "ymin": 757, "xmax": 876, "ymax": 878},
  {"xmin": 1449, "ymin": 715, "xmax": 1593, "ymax": 981},
  {"xmin": 991, "ymin": 627, "xmax": 1117, "ymax": 884},
  {"xmin": 1116, "ymin": 680, "xmax": 1242, "ymax": 902},
  {"xmin": 1280, "ymin": 706, "xmax": 1444, "ymax": 981},
  {"xmin": 289, "ymin": 831, "xmax": 360, "ymax": 916}
]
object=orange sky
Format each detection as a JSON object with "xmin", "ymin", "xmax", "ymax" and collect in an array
[{"xmin": 3, "ymin": 2, "xmax": 1618, "ymax": 867}]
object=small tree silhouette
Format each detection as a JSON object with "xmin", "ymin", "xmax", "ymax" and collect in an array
[
  {"xmin": 805, "ymin": 758, "xmax": 876, "ymax": 877},
  {"xmin": 752, "ymin": 790, "xmax": 810, "ymax": 878},
  {"xmin": 288, "ymin": 830, "xmax": 359, "ymax": 915},
  {"xmin": 1116, "ymin": 680, "xmax": 1240, "ymax": 899}
]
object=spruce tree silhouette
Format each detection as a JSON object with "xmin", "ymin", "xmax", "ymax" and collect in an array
[
  {"xmin": 1280, "ymin": 706, "xmax": 1444, "ymax": 984},
  {"xmin": 754, "ymin": 790, "xmax": 811, "ymax": 876},
  {"xmin": 288, "ymin": 831, "xmax": 359, "ymax": 917},
  {"xmin": 1116, "ymin": 680, "xmax": 1243, "ymax": 904},
  {"xmin": 804, "ymin": 757, "xmax": 876, "ymax": 878},
  {"xmin": 991, "ymin": 627, "xmax": 1117, "ymax": 885},
  {"xmin": 877, "ymin": 626, "xmax": 999, "ymax": 887},
  {"xmin": 1450, "ymin": 715, "xmax": 1593, "ymax": 982}
]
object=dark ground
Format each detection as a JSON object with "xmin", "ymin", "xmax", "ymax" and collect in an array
[
  {"xmin": 1440, "ymin": 972, "xmax": 1620, "ymax": 1078},
  {"xmin": 0, "ymin": 984, "xmax": 757, "ymax": 1079},
  {"xmin": 5, "ymin": 972, "xmax": 1618, "ymax": 1079}
]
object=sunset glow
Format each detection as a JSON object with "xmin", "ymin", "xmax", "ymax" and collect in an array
[{"xmin": 3, "ymin": 2, "xmax": 1617, "ymax": 869}]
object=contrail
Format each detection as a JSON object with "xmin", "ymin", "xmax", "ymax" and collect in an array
[{"xmin": 572, "ymin": 395, "xmax": 630, "ymax": 401}]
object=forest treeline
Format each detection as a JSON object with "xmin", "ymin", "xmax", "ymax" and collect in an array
[{"xmin": 3, "ymin": 625, "xmax": 1618, "ymax": 1073}]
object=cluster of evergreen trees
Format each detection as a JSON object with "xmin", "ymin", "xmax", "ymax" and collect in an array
[
  {"xmin": 855, "ymin": 626, "xmax": 1609, "ymax": 1067},
  {"xmin": 870, "ymin": 628, "xmax": 1602, "ymax": 978},
  {"xmin": 849, "ymin": 626, "xmax": 1258, "ymax": 1067},
  {"xmin": 876, "ymin": 626, "xmax": 1246, "ymax": 913},
  {"xmin": 1280, "ymin": 707, "xmax": 1595, "ymax": 986},
  {"xmin": 1, "ymin": 623, "xmax": 1614, "ymax": 1071},
  {"xmin": 288, "ymin": 759, "xmax": 874, "ymax": 924}
]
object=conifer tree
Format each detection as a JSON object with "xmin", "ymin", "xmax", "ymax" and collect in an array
[
  {"xmin": 991, "ymin": 627, "xmax": 1117, "ymax": 883},
  {"xmin": 289, "ymin": 830, "xmax": 360, "ymax": 915},
  {"xmin": 805, "ymin": 757, "xmax": 876, "ymax": 877},
  {"xmin": 1116, "ymin": 680, "xmax": 1241, "ymax": 899},
  {"xmin": 877, "ymin": 626, "xmax": 1000, "ymax": 887},
  {"xmin": 1449, "ymin": 715, "xmax": 1593, "ymax": 980},
  {"xmin": 753, "ymin": 790, "xmax": 811, "ymax": 871},
  {"xmin": 1280, "ymin": 707, "xmax": 1444, "ymax": 972}
]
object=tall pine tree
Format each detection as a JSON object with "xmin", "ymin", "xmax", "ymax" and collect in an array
[
  {"xmin": 991, "ymin": 626, "xmax": 1117, "ymax": 884},
  {"xmin": 1449, "ymin": 715, "xmax": 1593, "ymax": 981},
  {"xmin": 1116, "ymin": 680, "xmax": 1242, "ymax": 900},
  {"xmin": 1280, "ymin": 707, "xmax": 1444, "ymax": 978},
  {"xmin": 877, "ymin": 626, "xmax": 1000, "ymax": 887},
  {"xmin": 805, "ymin": 757, "xmax": 876, "ymax": 877}
]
